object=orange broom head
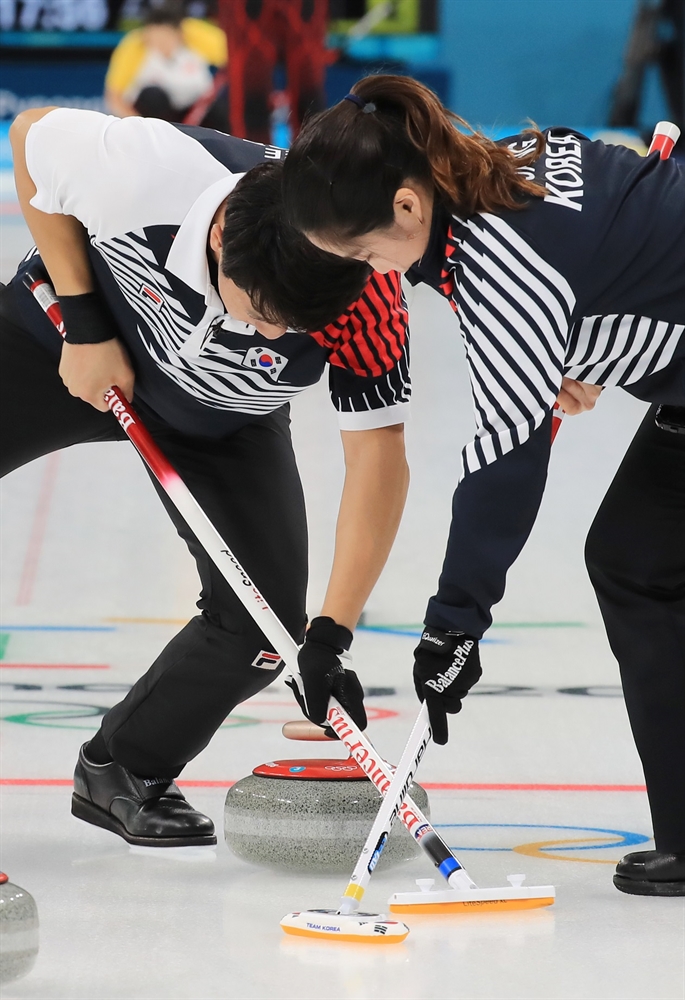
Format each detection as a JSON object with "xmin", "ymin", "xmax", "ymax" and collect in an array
[{"xmin": 390, "ymin": 896, "xmax": 555, "ymax": 914}]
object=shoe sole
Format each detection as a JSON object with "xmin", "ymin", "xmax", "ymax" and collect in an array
[
  {"xmin": 71, "ymin": 794, "xmax": 217, "ymax": 848},
  {"xmin": 613, "ymin": 874, "xmax": 685, "ymax": 897}
]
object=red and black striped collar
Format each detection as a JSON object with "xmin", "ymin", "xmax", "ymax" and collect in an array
[{"xmin": 405, "ymin": 200, "xmax": 453, "ymax": 293}]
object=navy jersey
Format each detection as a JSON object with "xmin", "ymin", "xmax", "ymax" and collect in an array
[
  {"xmin": 407, "ymin": 129, "xmax": 685, "ymax": 636},
  {"xmin": 11, "ymin": 110, "xmax": 410, "ymax": 437}
]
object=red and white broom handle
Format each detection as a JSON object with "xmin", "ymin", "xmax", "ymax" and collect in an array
[
  {"xmin": 23, "ymin": 268, "xmax": 475, "ymax": 891},
  {"xmin": 551, "ymin": 120, "xmax": 679, "ymax": 444}
]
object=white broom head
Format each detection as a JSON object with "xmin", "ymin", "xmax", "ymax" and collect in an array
[
  {"xmin": 388, "ymin": 876, "xmax": 555, "ymax": 914},
  {"xmin": 280, "ymin": 909, "xmax": 409, "ymax": 943}
]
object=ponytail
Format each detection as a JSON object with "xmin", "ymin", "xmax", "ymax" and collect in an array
[{"xmin": 284, "ymin": 75, "xmax": 547, "ymax": 241}]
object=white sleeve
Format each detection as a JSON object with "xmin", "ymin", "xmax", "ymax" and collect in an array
[
  {"xmin": 26, "ymin": 109, "xmax": 229, "ymax": 241},
  {"xmin": 336, "ymin": 401, "xmax": 411, "ymax": 431}
]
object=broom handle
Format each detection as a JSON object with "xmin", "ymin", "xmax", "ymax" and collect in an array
[
  {"xmin": 648, "ymin": 120, "xmax": 680, "ymax": 158},
  {"xmin": 23, "ymin": 268, "xmax": 476, "ymax": 892},
  {"xmin": 338, "ymin": 703, "xmax": 431, "ymax": 914}
]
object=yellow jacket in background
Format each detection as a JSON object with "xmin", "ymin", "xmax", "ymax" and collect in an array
[{"xmin": 106, "ymin": 18, "xmax": 228, "ymax": 97}]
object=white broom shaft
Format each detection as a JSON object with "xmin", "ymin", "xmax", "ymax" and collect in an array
[
  {"xmin": 160, "ymin": 472, "xmax": 301, "ymax": 667},
  {"xmin": 326, "ymin": 704, "xmax": 475, "ymax": 889},
  {"xmin": 339, "ymin": 704, "xmax": 431, "ymax": 914}
]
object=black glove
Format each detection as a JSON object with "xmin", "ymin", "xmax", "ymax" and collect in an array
[
  {"xmin": 413, "ymin": 626, "xmax": 482, "ymax": 745},
  {"xmin": 287, "ymin": 616, "xmax": 367, "ymax": 731}
]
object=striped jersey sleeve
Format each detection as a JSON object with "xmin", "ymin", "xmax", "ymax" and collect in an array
[
  {"xmin": 311, "ymin": 271, "xmax": 411, "ymax": 430},
  {"xmin": 446, "ymin": 213, "xmax": 575, "ymax": 477}
]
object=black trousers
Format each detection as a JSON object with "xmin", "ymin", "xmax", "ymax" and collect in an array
[
  {"xmin": 586, "ymin": 406, "xmax": 685, "ymax": 853},
  {"xmin": 0, "ymin": 295, "xmax": 308, "ymax": 778},
  {"xmin": 134, "ymin": 85, "xmax": 230, "ymax": 134}
]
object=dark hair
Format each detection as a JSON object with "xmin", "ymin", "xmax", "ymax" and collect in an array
[
  {"xmin": 221, "ymin": 162, "xmax": 371, "ymax": 331},
  {"xmin": 283, "ymin": 74, "xmax": 547, "ymax": 242},
  {"xmin": 144, "ymin": 1, "xmax": 184, "ymax": 28}
]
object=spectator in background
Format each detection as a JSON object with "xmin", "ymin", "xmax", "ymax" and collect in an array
[
  {"xmin": 217, "ymin": 0, "xmax": 328, "ymax": 144},
  {"xmin": 105, "ymin": 0, "xmax": 228, "ymax": 130}
]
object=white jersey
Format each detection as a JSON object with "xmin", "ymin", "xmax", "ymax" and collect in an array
[{"xmin": 15, "ymin": 109, "xmax": 411, "ymax": 438}]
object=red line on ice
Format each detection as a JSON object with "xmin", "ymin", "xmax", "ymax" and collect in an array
[
  {"xmin": 15, "ymin": 453, "xmax": 61, "ymax": 606},
  {"xmin": 422, "ymin": 782, "xmax": 647, "ymax": 791},
  {"xmin": 0, "ymin": 779, "xmax": 646, "ymax": 790}
]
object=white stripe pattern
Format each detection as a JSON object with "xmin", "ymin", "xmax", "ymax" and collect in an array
[
  {"xmin": 446, "ymin": 214, "xmax": 684, "ymax": 479},
  {"xmin": 447, "ymin": 214, "xmax": 574, "ymax": 477},
  {"xmin": 565, "ymin": 313, "xmax": 683, "ymax": 385},
  {"xmin": 95, "ymin": 234, "xmax": 310, "ymax": 415},
  {"xmin": 91, "ymin": 231, "xmax": 411, "ymax": 421}
]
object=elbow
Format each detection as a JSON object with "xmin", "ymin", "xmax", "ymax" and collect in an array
[
  {"xmin": 8, "ymin": 113, "xmax": 28, "ymax": 151},
  {"xmin": 10, "ymin": 106, "xmax": 57, "ymax": 148}
]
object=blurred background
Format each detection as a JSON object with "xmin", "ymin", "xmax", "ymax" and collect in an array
[{"xmin": 1, "ymin": 0, "xmax": 683, "ymax": 177}]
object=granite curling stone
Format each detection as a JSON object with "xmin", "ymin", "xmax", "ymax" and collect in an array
[
  {"xmin": 224, "ymin": 757, "xmax": 430, "ymax": 873},
  {"xmin": 0, "ymin": 873, "xmax": 39, "ymax": 984}
]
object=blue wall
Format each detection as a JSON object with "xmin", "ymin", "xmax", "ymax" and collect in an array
[{"xmin": 438, "ymin": 0, "xmax": 669, "ymax": 131}]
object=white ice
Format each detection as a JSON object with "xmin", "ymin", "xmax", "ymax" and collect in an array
[{"xmin": 1, "ymin": 202, "xmax": 684, "ymax": 1000}]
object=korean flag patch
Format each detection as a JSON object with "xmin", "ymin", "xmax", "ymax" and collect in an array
[{"xmin": 243, "ymin": 346, "xmax": 287, "ymax": 380}]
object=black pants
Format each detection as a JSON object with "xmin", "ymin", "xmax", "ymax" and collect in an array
[
  {"xmin": 0, "ymin": 296, "xmax": 308, "ymax": 778},
  {"xmin": 134, "ymin": 85, "xmax": 229, "ymax": 134},
  {"xmin": 586, "ymin": 406, "xmax": 685, "ymax": 853}
]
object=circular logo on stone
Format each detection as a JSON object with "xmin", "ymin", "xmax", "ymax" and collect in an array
[{"xmin": 289, "ymin": 766, "xmax": 306, "ymax": 773}]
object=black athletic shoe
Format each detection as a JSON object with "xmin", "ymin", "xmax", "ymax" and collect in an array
[
  {"xmin": 72, "ymin": 743, "xmax": 216, "ymax": 848},
  {"xmin": 613, "ymin": 850, "xmax": 685, "ymax": 896}
]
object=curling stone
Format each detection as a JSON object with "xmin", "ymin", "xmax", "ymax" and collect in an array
[
  {"xmin": 0, "ymin": 873, "xmax": 39, "ymax": 984},
  {"xmin": 224, "ymin": 722, "xmax": 430, "ymax": 873}
]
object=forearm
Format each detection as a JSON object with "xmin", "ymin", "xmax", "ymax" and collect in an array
[
  {"xmin": 320, "ymin": 424, "xmax": 409, "ymax": 631},
  {"xmin": 426, "ymin": 412, "xmax": 553, "ymax": 637},
  {"xmin": 10, "ymin": 108, "xmax": 93, "ymax": 295}
]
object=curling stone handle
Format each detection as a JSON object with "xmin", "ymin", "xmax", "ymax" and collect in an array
[{"xmin": 281, "ymin": 720, "xmax": 337, "ymax": 741}]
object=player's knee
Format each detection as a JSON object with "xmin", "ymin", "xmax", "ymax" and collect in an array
[
  {"xmin": 585, "ymin": 507, "xmax": 644, "ymax": 601},
  {"xmin": 585, "ymin": 503, "xmax": 623, "ymax": 586}
]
